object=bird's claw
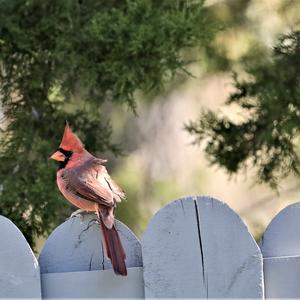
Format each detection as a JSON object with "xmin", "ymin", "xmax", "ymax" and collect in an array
[{"xmin": 66, "ymin": 209, "xmax": 86, "ymax": 221}]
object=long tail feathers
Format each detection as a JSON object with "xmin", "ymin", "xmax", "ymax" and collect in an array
[{"xmin": 100, "ymin": 219, "xmax": 127, "ymax": 276}]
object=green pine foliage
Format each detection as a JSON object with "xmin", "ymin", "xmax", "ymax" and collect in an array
[
  {"xmin": 186, "ymin": 31, "xmax": 300, "ymax": 188},
  {"xmin": 0, "ymin": 0, "xmax": 214, "ymax": 247}
]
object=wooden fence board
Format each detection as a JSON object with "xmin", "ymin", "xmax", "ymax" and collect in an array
[
  {"xmin": 0, "ymin": 216, "xmax": 41, "ymax": 299},
  {"xmin": 142, "ymin": 196, "xmax": 263, "ymax": 298},
  {"xmin": 263, "ymin": 256, "xmax": 300, "ymax": 298},
  {"xmin": 260, "ymin": 202, "xmax": 300, "ymax": 298},
  {"xmin": 41, "ymin": 267, "xmax": 144, "ymax": 299},
  {"xmin": 39, "ymin": 213, "xmax": 142, "ymax": 274},
  {"xmin": 260, "ymin": 202, "xmax": 300, "ymax": 257}
]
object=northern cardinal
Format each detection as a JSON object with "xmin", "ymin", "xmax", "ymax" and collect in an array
[{"xmin": 50, "ymin": 123, "xmax": 127, "ymax": 276}]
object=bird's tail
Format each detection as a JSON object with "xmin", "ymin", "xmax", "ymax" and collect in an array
[{"xmin": 99, "ymin": 216, "xmax": 127, "ymax": 276}]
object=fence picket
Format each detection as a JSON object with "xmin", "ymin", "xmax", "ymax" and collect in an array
[
  {"xmin": 261, "ymin": 202, "xmax": 300, "ymax": 298},
  {"xmin": 39, "ymin": 212, "xmax": 142, "ymax": 273},
  {"xmin": 41, "ymin": 268, "xmax": 144, "ymax": 299},
  {"xmin": 38, "ymin": 213, "xmax": 143, "ymax": 298},
  {"xmin": 0, "ymin": 216, "xmax": 41, "ymax": 299},
  {"xmin": 142, "ymin": 196, "xmax": 264, "ymax": 298}
]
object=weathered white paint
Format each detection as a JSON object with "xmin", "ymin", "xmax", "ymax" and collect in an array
[
  {"xmin": 142, "ymin": 196, "xmax": 264, "ymax": 299},
  {"xmin": 0, "ymin": 216, "xmax": 41, "ymax": 299},
  {"xmin": 260, "ymin": 202, "xmax": 300, "ymax": 298},
  {"xmin": 41, "ymin": 267, "xmax": 144, "ymax": 298},
  {"xmin": 39, "ymin": 213, "xmax": 142, "ymax": 273}
]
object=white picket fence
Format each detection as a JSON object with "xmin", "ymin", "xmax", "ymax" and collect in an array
[{"xmin": 0, "ymin": 196, "xmax": 300, "ymax": 298}]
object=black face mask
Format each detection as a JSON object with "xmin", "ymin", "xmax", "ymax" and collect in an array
[{"xmin": 57, "ymin": 148, "xmax": 73, "ymax": 169}]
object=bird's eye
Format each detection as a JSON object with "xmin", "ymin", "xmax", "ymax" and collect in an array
[{"xmin": 58, "ymin": 148, "xmax": 73, "ymax": 158}]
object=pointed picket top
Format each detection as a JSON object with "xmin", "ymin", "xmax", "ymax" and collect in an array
[
  {"xmin": 38, "ymin": 212, "xmax": 142, "ymax": 273},
  {"xmin": 0, "ymin": 215, "xmax": 41, "ymax": 299},
  {"xmin": 142, "ymin": 196, "xmax": 264, "ymax": 299}
]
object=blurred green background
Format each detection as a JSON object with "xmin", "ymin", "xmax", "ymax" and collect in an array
[{"xmin": 1, "ymin": 0, "xmax": 300, "ymax": 251}]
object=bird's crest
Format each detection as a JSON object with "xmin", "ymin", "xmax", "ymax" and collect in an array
[{"xmin": 59, "ymin": 122, "xmax": 85, "ymax": 152}]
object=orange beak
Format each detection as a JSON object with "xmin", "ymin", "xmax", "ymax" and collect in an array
[{"xmin": 50, "ymin": 151, "xmax": 66, "ymax": 161}]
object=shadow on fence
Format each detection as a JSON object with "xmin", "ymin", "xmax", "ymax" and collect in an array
[{"xmin": 0, "ymin": 196, "xmax": 299, "ymax": 298}]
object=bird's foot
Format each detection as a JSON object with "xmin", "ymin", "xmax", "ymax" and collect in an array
[{"xmin": 67, "ymin": 209, "xmax": 87, "ymax": 221}]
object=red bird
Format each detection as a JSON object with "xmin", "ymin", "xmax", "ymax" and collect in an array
[{"xmin": 50, "ymin": 123, "xmax": 127, "ymax": 276}]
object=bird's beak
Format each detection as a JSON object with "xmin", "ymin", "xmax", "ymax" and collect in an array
[{"xmin": 50, "ymin": 151, "xmax": 65, "ymax": 161}]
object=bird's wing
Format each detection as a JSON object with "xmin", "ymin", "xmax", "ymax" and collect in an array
[
  {"xmin": 104, "ymin": 175, "xmax": 126, "ymax": 202},
  {"xmin": 63, "ymin": 160, "xmax": 115, "ymax": 207},
  {"xmin": 93, "ymin": 159, "xmax": 126, "ymax": 202}
]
